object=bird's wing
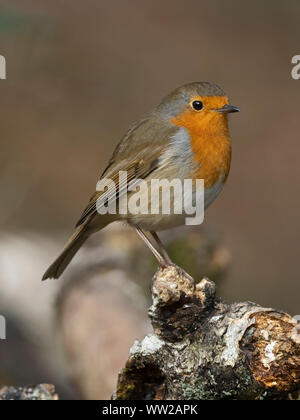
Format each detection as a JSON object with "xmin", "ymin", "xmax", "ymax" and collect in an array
[
  {"xmin": 75, "ymin": 157, "xmax": 160, "ymax": 227},
  {"xmin": 75, "ymin": 117, "xmax": 177, "ymax": 227}
]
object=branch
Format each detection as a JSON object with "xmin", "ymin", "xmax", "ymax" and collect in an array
[
  {"xmin": 113, "ymin": 266, "xmax": 300, "ymax": 400},
  {"xmin": 0, "ymin": 384, "xmax": 58, "ymax": 400}
]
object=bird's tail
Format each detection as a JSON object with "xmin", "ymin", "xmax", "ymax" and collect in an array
[{"xmin": 42, "ymin": 223, "xmax": 89, "ymax": 280}]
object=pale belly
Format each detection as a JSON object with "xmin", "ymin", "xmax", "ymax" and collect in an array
[{"xmin": 124, "ymin": 176, "xmax": 225, "ymax": 231}]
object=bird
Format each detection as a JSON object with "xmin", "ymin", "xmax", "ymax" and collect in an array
[{"xmin": 42, "ymin": 82, "xmax": 239, "ymax": 281}]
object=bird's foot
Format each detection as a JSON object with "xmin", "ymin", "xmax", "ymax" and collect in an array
[{"xmin": 160, "ymin": 262, "xmax": 195, "ymax": 284}]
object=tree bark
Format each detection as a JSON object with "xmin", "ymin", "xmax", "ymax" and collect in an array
[
  {"xmin": 0, "ymin": 384, "xmax": 58, "ymax": 400},
  {"xmin": 113, "ymin": 266, "xmax": 300, "ymax": 400}
]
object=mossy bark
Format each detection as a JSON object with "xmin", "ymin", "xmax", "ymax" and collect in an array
[
  {"xmin": 113, "ymin": 266, "xmax": 300, "ymax": 400},
  {"xmin": 0, "ymin": 384, "xmax": 58, "ymax": 400}
]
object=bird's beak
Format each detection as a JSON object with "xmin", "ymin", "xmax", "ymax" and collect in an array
[{"xmin": 217, "ymin": 104, "xmax": 240, "ymax": 114}]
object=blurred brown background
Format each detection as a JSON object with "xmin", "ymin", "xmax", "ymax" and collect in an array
[{"xmin": 0, "ymin": 0, "xmax": 299, "ymax": 399}]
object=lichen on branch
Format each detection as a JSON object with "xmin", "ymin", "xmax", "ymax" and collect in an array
[{"xmin": 113, "ymin": 266, "xmax": 300, "ymax": 400}]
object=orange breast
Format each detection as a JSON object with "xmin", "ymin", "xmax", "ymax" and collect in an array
[
  {"xmin": 190, "ymin": 130, "xmax": 232, "ymax": 188},
  {"xmin": 171, "ymin": 104, "xmax": 232, "ymax": 188}
]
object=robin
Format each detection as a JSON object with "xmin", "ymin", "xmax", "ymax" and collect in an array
[{"xmin": 43, "ymin": 82, "xmax": 239, "ymax": 280}]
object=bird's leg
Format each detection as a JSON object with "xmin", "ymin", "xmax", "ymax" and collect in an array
[
  {"xmin": 135, "ymin": 227, "xmax": 167, "ymax": 266},
  {"xmin": 135, "ymin": 227, "xmax": 194, "ymax": 283},
  {"xmin": 149, "ymin": 231, "xmax": 194, "ymax": 283},
  {"xmin": 149, "ymin": 231, "xmax": 173, "ymax": 264}
]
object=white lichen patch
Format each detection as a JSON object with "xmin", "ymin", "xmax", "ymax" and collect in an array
[
  {"xmin": 220, "ymin": 307, "xmax": 274, "ymax": 367},
  {"xmin": 130, "ymin": 334, "xmax": 164, "ymax": 356},
  {"xmin": 262, "ymin": 341, "xmax": 276, "ymax": 368},
  {"xmin": 221, "ymin": 316, "xmax": 255, "ymax": 367},
  {"xmin": 261, "ymin": 329, "xmax": 269, "ymax": 340},
  {"xmin": 210, "ymin": 314, "xmax": 224, "ymax": 323},
  {"xmin": 130, "ymin": 340, "xmax": 141, "ymax": 355}
]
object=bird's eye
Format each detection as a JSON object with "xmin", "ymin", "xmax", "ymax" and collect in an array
[{"xmin": 192, "ymin": 100, "xmax": 203, "ymax": 111}]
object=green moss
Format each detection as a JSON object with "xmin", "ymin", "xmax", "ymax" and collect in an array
[{"xmin": 182, "ymin": 380, "xmax": 215, "ymax": 400}]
